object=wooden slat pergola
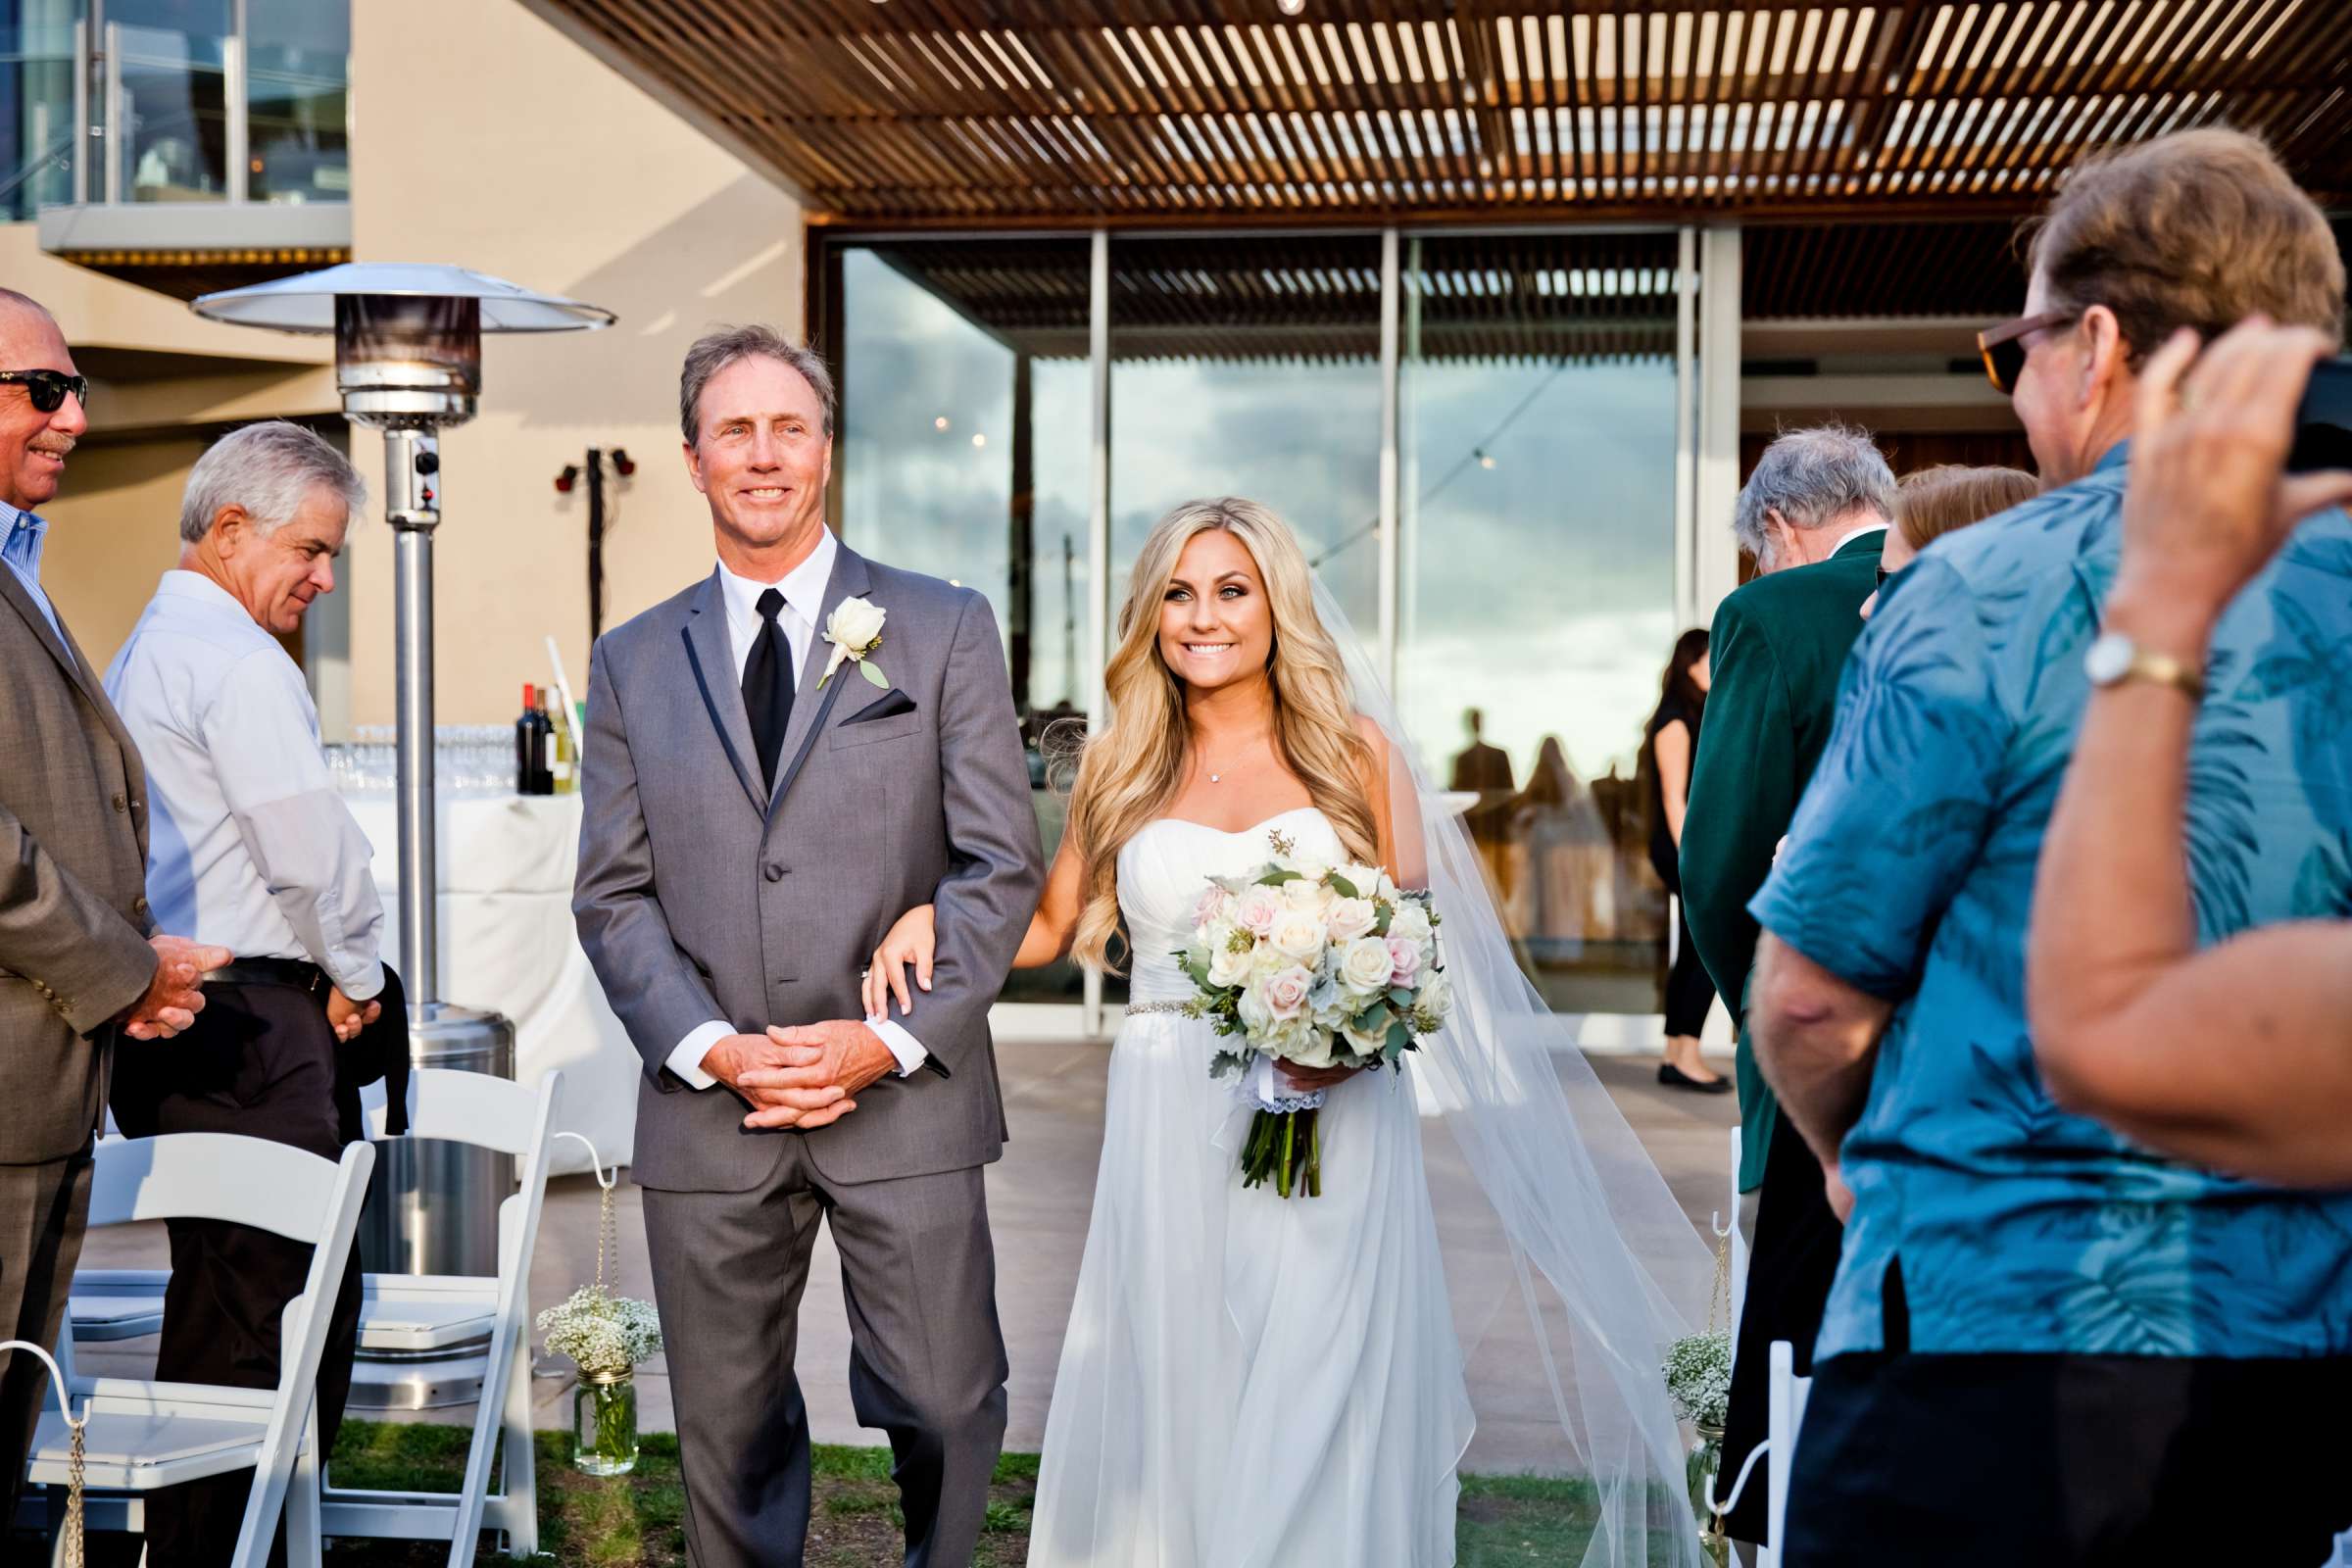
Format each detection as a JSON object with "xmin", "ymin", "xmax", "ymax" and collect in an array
[{"xmin": 525, "ymin": 1, "xmax": 2352, "ymax": 225}]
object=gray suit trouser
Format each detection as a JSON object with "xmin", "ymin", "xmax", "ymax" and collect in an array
[
  {"xmin": 642, "ymin": 1143, "xmax": 1007, "ymax": 1568},
  {"xmin": 0, "ymin": 1155, "xmax": 91, "ymax": 1527}
]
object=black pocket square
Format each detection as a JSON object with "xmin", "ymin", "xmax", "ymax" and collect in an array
[{"xmin": 845, "ymin": 688, "xmax": 917, "ymax": 724}]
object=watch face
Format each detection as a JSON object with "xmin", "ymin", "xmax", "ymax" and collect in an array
[{"xmin": 2084, "ymin": 631, "xmax": 2133, "ymax": 685}]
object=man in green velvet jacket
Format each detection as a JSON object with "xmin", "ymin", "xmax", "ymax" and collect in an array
[{"xmin": 1680, "ymin": 423, "xmax": 1894, "ymax": 1547}]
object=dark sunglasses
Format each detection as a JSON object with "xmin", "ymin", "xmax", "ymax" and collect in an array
[
  {"xmin": 1977, "ymin": 312, "xmax": 2077, "ymax": 395},
  {"xmin": 0, "ymin": 369, "xmax": 89, "ymax": 414}
]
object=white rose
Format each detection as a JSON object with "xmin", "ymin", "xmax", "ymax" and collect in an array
[
  {"xmin": 1342, "ymin": 1009, "xmax": 1392, "ymax": 1059},
  {"xmin": 1233, "ymin": 886, "xmax": 1283, "ymax": 938},
  {"xmin": 1281, "ymin": 876, "xmax": 1331, "ymax": 910},
  {"xmin": 1336, "ymin": 862, "xmax": 1386, "ymax": 898},
  {"xmin": 1385, "ymin": 902, "xmax": 1433, "ymax": 945},
  {"xmin": 1261, "ymin": 964, "xmax": 1314, "ymax": 1020},
  {"xmin": 1238, "ymin": 983, "xmax": 1274, "ymax": 1035},
  {"xmin": 1269, "ymin": 908, "xmax": 1326, "ymax": 962},
  {"xmin": 1207, "ymin": 940, "xmax": 1252, "ymax": 988},
  {"xmin": 1416, "ymin": 968, "xmax": 1452, "ymax": 1020},
  {"xmin": 1250, "ymin": 942, "xmax": 1289, "ymax": 980},
  {"xmin": 825, "ymin": 595, "xmax": 887, "ymax": 654},
  {"xmin": 1341, "ymin": 934, "xmax": 1397, "ymax": 993},
  {"xmin": 1282, "ymin": 1026, "xmax": 1338, "ymax": 1070},
  {"xmin": 1324, "ymin": 896, "xmax": 1377, "ymax": 944}
]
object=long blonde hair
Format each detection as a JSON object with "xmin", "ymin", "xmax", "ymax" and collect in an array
[{"xmin": 1065, "ymin": 498, "xmax": 1380, "ymax": 971}]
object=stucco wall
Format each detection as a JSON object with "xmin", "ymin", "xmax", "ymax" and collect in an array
[{"xmin": 340, "ymin": 0, "xmax": 805, "ymax": 726}]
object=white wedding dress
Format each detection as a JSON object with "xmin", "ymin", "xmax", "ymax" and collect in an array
[{"xmin": 1028, "ymin": 805, "xmax": 1475, "ymax": 1568}]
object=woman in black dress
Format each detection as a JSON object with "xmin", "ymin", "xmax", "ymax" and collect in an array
[{"xmin": 1642, "ymin": 627, "xmax": 1728, "ymax": 1092}]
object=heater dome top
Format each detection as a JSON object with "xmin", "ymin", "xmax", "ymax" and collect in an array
[{"xmin": 192, "ymin": 263, "xmax": 616, "ymax": 334}]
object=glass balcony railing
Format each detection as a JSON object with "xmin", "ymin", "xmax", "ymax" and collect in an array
[{"xmin": 3, "ymin": 4, "xmax": 348, "ymax": 223}]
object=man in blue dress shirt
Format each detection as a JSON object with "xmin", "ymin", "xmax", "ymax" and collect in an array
[{"xmin": 1747, "ymin": 128, "xmax": 2352, "ymax": 1564}]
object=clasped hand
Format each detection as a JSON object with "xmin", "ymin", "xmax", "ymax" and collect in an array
[{"xmin": 709, "ymin": 1019, "xmax": 897, "ymax": 1132}]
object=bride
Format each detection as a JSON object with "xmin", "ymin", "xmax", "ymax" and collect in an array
[{"xmin": 864, "ymin": 498, "xmax": 1709, "ymax": 1567}]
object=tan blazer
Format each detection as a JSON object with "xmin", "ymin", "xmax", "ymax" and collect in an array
[{"xmin": 0, "ymin": 569, "xmax": 156, "ymax": 1163}]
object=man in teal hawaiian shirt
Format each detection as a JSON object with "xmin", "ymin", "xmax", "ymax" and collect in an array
[{"xmin": 1747, "ymin": 128, "xmax": 2352, "ymax": 1565}]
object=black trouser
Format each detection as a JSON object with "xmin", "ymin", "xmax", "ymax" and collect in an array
[
  {"xmin": 110, "ymin": 974, "xmax": 365, "ymax": 1568},
  {"xmin": 1786, "ymin": 1348, "xmax": 2352, "ymax": 1565},
  {"xmin": 1663, "ymin": 902, "xmax": 1716, "ymax": 1038},
  {"xmin": 1719, "ymin": 1115, "xmax": 1843, "ymax": 1544}
]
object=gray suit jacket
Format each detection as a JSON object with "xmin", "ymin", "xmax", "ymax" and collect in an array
[
  {"xmin": 0, "ymin": 572, "xmax": 157, "ymax": 1165},
  {"xmin": 574, "ymin": 541, "xmax": 1044, "ymax": 1193}
]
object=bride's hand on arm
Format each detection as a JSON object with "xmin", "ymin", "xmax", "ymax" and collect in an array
[{"xmin": 863, "ymin": 906, "xmax": 937, "ymax": 1019}]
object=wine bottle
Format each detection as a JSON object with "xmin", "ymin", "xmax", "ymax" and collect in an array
[
  {"xmin": 531, "ymin": 688, "xmax": 557, "ymax": 795},
  {"xmin": 551, "ymin": 694, "xmax": 576, "ymax": 795},
  {"xmin": 514, "ymin": 682, "xmax": 540, "ymax": 796}
]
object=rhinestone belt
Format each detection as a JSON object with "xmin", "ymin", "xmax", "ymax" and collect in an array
[{"xmin": 1123, "ymin": 1000, "xmax": 1194, "ymax": 1016}]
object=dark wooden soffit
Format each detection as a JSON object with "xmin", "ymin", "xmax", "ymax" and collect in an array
[{"xmin": 534, "ymin": 1, "xmax": 2352, "ymax": 223}]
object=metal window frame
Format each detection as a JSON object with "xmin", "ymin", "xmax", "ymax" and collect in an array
[{"xmin": 814, "ymin": 219, "xmax": 1742, "ymax": 1032}]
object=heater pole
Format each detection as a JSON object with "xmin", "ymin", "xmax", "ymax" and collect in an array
[{"xmin": 385, "ymin": 426, "xmax": 442, "ymax": 1010}]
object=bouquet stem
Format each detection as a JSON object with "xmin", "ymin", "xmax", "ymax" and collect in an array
[{"xmin": 1240, "ymin": 1106, "xmax": 1322, "ymax": 1200}]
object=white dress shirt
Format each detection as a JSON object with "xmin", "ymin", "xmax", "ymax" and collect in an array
[
  {"xmin": 1831, "ymin": 519, "xmax": 1890, "ymax": 556},
  {"xmin": 104, "ymin": 570, "xmax": 384, "ymax": 1000},
  {"xmin": 665, "ymin": 528, "xmax": 928, "ymax": 1089}
]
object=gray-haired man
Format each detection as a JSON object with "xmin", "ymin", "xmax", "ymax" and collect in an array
[
  {"xmin": 104, "ymin": 418, "xmax": 382, "ymax": 1567},
  {"xmin": 1679, "ymin": 422, "xmax": 1893, "ymax": 1551},
  {"xmin": 574, "ymin": 326, "xmax": 1042, "ymax": 1567}
]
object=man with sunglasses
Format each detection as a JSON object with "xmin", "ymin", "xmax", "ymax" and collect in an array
[
  {"xmin": 1746, "ymin": 129, "xmax": 2352, "ymax": 1564},
  {"xmin": 0, "ymin": 288, "xmax": 229, "ymax": 1526}
]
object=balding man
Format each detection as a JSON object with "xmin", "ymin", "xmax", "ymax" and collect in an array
[{"xmin": 0, "ymin": 288, "xmax": 227, "ymax": 1521}]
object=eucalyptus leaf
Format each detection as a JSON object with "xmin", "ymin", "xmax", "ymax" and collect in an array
[
  {"xmin": 1327, "ymin": 873, "xmax": 1359, "ymax": 899},
  {"xmin": 859, "ymin": 660, "xmax": 890, "ymax": 689}
]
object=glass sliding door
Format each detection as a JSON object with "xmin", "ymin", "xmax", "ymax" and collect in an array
[
  {"xmin": 1400, "ymin": 232, "xmax": 1684, "ymax": 1012},
  {"xmin": 1108, "ymin": 234, "xmax": 1384, "ymax": 638},
  {"xmin": 833, "ymin": 237, "xmax": 1094, "ymax": 1004}
]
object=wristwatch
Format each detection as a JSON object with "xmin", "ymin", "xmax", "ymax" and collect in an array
[{"xmin": 2083, "ymin": 630, "xmax": 2204, "ymax": 700}]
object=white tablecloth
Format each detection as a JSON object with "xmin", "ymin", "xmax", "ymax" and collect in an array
[{"xmin": 343, "ymin": 793, "xmax": 637, "ymax": 1175}]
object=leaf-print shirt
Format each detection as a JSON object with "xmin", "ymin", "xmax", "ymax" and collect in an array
[{"xmin": 1752, "ymin": 443, "xmax": 2352, "ymax": 1360}]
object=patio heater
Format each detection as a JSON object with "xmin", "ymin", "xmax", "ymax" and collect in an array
[{"xmin": 193, "ymin": 265, "xmax": 613, "ymax": 1405}]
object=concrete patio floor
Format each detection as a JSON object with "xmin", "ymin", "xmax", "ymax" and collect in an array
[{"xmin": 75, "ymin": 1040, "xmax": 1739, "ymax": 1476}]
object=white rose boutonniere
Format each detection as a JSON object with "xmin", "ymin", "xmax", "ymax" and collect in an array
[{"xmin": 819, "ymin": 597, "xmax": 890, "ymax": 689}]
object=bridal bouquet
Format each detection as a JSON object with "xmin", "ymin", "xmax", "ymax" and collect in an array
[{"xmin": 1176, "ymin": 833, "xmax": 1450, "ymax": 1198}]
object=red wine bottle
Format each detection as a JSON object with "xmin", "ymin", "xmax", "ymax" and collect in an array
[{"xmin": 516, "ymin": 683, "xmax": 551, "ymax": 796}]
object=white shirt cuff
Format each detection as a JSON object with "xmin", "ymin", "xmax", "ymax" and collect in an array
[
  {"xmin": 866, "ymin": 1016, "xmax": 928, "ymax": 1077},
  {"xmin": 667, "ymin": 1019, "xmax": 731, "ymax": 1090}
]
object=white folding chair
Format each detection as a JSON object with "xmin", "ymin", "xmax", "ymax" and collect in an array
[
  {"xmin": 318, "ymin": 1066, "xmax": 563, "ymax": 1565},
  {"xmin": 19, "ymin": 1133, "xmax": 375, "ymax": 1568},
  {"xmin": 1707, "ymin": 1339, "xmax": 1811, "ymax": 1568},
  {"xmin": 1725, "ymin": 1126, "xmax": 1749, "ymax": 1332}
]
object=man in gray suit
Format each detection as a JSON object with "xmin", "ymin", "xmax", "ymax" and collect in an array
[
  {"xmin": 574, "ymin": 324, "xmax": 1044, "ymax": 1568},
  {"xmin": 0, "ymin": 288, "xmax": 227, "ymax": 1521}
]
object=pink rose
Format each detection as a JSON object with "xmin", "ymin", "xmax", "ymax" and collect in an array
[
  {"xmin": 1233, "ymin": 885, "xmax": 1283, "ymax": 938},
  {"xmin": 1386, "ymin": 936, "xmax": 1423, "ymax": 988},
  {"xmin": 1194, "ymin": 886, "xmax": 1234, "ymax": 928},
  {"xmin": 1261, "ymin": 964, "xmax": 1314, "ymax": 1019}
]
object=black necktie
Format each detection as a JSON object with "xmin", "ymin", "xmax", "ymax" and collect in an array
[{"xmin": 743, "ymin": 587, "xmax": 795, "ymax": 792}]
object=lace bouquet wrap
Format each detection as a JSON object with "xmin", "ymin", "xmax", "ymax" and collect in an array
[{"xmin": 1177, "ymin": 834, "xmax": 1451, "ymax": 1198}]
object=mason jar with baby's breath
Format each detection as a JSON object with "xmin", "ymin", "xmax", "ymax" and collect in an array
[{"xmin": 537, "ymin": 1168, "xmax": 663, "ymax": 1476}]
